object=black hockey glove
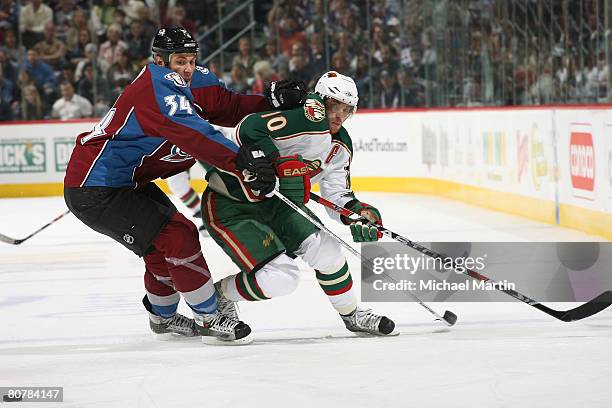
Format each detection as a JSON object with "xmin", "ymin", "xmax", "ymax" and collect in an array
[
  {"xmin": 235, "ymin": 145, "xmax": 276, "ymax": 197},
  {"xmin": 264, "ymin": 78, "xmax": 308, "ymax": 110}
]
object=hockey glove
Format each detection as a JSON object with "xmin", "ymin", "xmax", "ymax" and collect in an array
[
  {"xmin": 275, "ymin": 155, "xmax": 311, "ymax": 204},
  {"xmin": 265, "ymin": 79, "xmax": 308, "ymax": 110},
  {"xmin": 350, "ymin": 221, "xmax": 380, "ymax": 242},
  {"xmin": 235, "ymin": 145, "xmax": 276, "ymax": 197},
  {"xmin": 344, "ymin": 200, "xmax": 383, "ymax": 242}
]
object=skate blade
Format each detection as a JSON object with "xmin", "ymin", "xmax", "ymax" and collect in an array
[
  {"xmin": 350, "ymin": 330, "xmax": 400, "ymax": 337},
  {"xmin": 201, "ymin": 333, "xmax": 254, "ymax": 346},
  {"xmin": 153, "ymin": 332, "xmax": 199, "ymax": 341}
]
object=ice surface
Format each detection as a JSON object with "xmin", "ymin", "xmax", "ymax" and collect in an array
[{"xmin": 0, "ymin": 193, "xmax": 610, "ymax": 407}]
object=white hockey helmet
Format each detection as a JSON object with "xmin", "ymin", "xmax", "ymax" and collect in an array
[{"xmin": 315, "ymin": 71, "xmax": 359, "ymax": 114}]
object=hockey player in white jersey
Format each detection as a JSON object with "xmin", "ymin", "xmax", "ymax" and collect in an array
[{"xmin": 200, "ymin": 71, "xmax": 397, "ymax": 336}]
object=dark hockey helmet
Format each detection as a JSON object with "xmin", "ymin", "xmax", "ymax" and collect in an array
[{"xmin": 151, "ymin": 26, "xmax": 199, "ymax": 65}]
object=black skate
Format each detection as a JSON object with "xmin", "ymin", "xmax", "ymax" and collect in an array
[
  {"xmin": 341, "ymin": 307, "xmax": 398, "ymax": 336},
  {"xmin": 195, "ymin": 312, "xmax": 253, "ymax": 345}
]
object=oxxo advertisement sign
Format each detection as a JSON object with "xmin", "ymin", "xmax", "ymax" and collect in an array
[{"xmin": 569, "ymin": 124, "xmax": 595, "ymax": 200}]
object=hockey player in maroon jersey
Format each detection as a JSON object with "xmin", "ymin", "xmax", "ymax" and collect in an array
[{"xmin": 64, "ymin": 27, "xmax": 306, "ymax": 345}]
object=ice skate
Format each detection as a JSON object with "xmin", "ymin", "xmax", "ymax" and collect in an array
[
  {"xmin": 341, "ymin": 307, "xmax": 398, "ymax": 336},
  {"xmin": 143, "ymin": 295, "xmax": 198, "ymax": 339},
  {"xmin": 215, "ymin": 281, "xmax": 239, "ymax": 319},
  {"xmin": 148, "ymin": 312, "xmax": 198, "ymax": 339},
  {"xmin": 194, "ymin": 311, "xmax": 253, "ymax": 345}
]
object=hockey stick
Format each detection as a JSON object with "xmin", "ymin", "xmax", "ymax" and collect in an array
[
  {"xmin": 0, "ymin": 210, "xmax": 71, "ymax": 245},
  {"xmin": 273, "ymin": 190, "xmax": 457, "ymax": 326},
  {"xmin": 310, "ymin": 192, "xmax": 612, "ymax": 322}
]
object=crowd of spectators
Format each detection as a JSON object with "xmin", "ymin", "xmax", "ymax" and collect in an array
[{"xmin": 0, "ymin": 0, "xmax": 610, "ymax": 122}]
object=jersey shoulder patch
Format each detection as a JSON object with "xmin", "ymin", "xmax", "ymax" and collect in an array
[
  {"xmin": 191, "ymin": 65, "xmax": 224, "ymax": 89},
  {"xmin": 303, "ymin": 98, "xmax": 326, "ymax": 122}
]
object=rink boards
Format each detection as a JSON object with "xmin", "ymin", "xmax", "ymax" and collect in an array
[{"xmin": 0, "ymin": 106, "xmax": 611, "ymax": 239}]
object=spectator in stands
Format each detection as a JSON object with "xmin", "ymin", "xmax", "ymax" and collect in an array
[
  {"xmin": 107, "ymin": 49, "xmax": 135, "ymax": 101},
  {"xmin": 98, "ymin": 23, "xmax": 128, "ymax": 69},
  {"xmin": 338, "ymin": 8, "xmax": 364, "ymax": 46},
  {"xmin": 278, "ymin": 16, "xmax": 306, "ymax": 58},
  {"xmin": 226, "ymin": 63, "xmax": 249, "ymax": 94},
  {"xmin": 58, "ymin": 63, "xmax": 77, "ymax": 87},
  {"xmin": 92, "ymin": 0, "xmax": 117, "ymax": 35},
  {"xmin": 251, "ymin": 60, "xmax": 279, "ymax": 95},
  {"xmin": 232, "ymin": 37, "xmax": 260, "ymax": 82},
  {"xmin": 77, "ymin": 61, "xmax": 109, "ymax": 105},
  {"xmin": 65, "ymin": 8, "xmax": 91, "ymax": 52},
  {"xmin": 0, "ymin": 48, "xmax": 17, "ymax": 84},
  {"xmin": 288, "ymin": 51, "xmax": 312, "ymax": 85},
  {"xmin": 20, "ymin": 84, "xmax": 44, "ymax": 120},
  {"xmin": 352, "ymin": 53, "xmax": 372, "ymax": 108},
  {"xmin": 330, "ymin": 52, "xmax": 350, "ymax": 76},
  {"xmin": 397, "ymin": 69, "xmax": 424, "ymax": 107},
  {"xmin": 334, "ymin": 31, "xmax": 354, "ymax": 65},
  {"xmin": 307, "ymin": 33, "xmax": 326, "ymax": 80},
  {"xmin": 54, "ymin": 0, "xmax": 75, "ymax": 38},
  {"xmin": 0, "ymin": 0, "xmax": 17, "ymax": 32},
  {"xmin": 51, "ymin": 81, "xmax": 92, "ymax": 120},
  {"xmin": 2, "ymin": 29, "xmax": 25, "ymax": 65},
  {"xmin": 118, "ymin": 0, "xmax": 145, "ymax": 24},
  {"xmin": 19, "ymin": 0, "xmax": 53, "ymax": 48},
  {"xmin": 207, "ymin": 59, "xmax": 223, "ymax": 79},
  {"xmin": 21, "ymin": 49, "xmax": 57, "ymax": 100},
  {"xmin": 125, "ymin": 19, "xmax": 150, "ymax": 65},
  {"xmin": 261, "ymin": 38, "xmax": 289, "ymax": 77},
  {"xmin": 135, "ymin": 4, "xmax": 156, "ymax": 39},
  {"xmin": 0, "ymin": 68, "xmax": 14, "ymax": 120},
  {"xmin": 373, "ymin": 45, "xmax": 399, "ymax": 77},
  {"xmin": 303, "ymin": 0, "xmax": 324, "ymax": 35},
  {"xmin": 377, "ymin": 69, "xmax": 400, "ymax": 108},
  {"xmin": 34, "ymin": 22, "xmax": 68, "ymax": 70},
  {"xmin": 370, "ymin": 23, "xmax": 388, "ymax": 62},
  {"xmin": 75, "ymin": 43, "xmax": 109, "ymax": 82},
  {"xmin": 67, "ymin": 28, "xmax": 92, "ymax": 66},
  {"xmin": 111, "ymin": 8, "xmax": 127, "ymax": 29},
  {"xmin": 163, "ymin": 4, "xmax": 196, "ymax": 35}
]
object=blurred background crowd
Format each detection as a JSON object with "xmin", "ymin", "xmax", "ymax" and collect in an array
[{"xmin": 1, "ymin": 0, "xmax": 611, "ymax": 121}]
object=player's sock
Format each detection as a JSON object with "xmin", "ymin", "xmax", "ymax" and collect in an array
[
  {"xmin": 220, "ymin": 254, "xmax": 300, "ymax": 302},
  {"xmin": 179, "ymin": 188, "xmax": 201, "ymax": 216},
  {"xmin": 316, "ymin": 261, "xmax": 358, "ymax": 315}
]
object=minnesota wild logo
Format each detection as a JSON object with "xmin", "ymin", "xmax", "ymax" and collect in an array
[{"xmin": 304, "ymin": 99, "xmax": 325, "ymax": 122}]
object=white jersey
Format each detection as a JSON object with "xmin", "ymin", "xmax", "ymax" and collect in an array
[{"xmin": 206, "ymin": 93, "xmax": 358, "ymax": 222}]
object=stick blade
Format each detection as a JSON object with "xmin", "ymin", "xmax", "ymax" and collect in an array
[
  {"xmin": 0, "ymin": 233, "xmax": 19, "ymax": 245},
  {"xmin": 441, "ymin": 311, "xmax": 458, "ymax": 326},
  {"xmin": 559, "ymin": 291, "xmax": 612, "ymax": 322}
]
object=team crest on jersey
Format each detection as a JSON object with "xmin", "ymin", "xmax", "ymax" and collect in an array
[
  {"xmin": 161, "ymin": 145, "xmax": 193, "ymax": 162},
  {"xmin": 165, "ymin": 72, "xmax": 188, "ymax": 87},
  {"xmin": 195, "ymin": 66, "xmax": 210, "ymax": 75},
  {"xmin": 304, "ymin": 99, "xmax": 325, "ymax": 122}
]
